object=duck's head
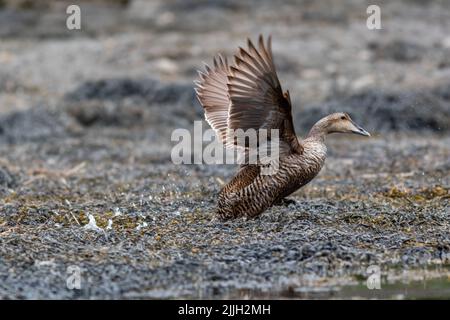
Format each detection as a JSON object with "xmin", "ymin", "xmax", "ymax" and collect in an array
[{"xmin": 308, "ymin": 112, "xmax": 370, "ymax": 139}]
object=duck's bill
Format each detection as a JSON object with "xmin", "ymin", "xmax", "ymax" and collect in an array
[{"xmin": 352, "ymin": 126, "xmax": 371, "ymax": 137}]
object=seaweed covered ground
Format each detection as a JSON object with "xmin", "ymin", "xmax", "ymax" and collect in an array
[{"xmin": 0, "ymin": 0, "xmax": 449, "ymax": 299}]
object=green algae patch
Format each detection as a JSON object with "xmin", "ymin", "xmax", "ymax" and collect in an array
[{"xmin": 383, "ymin": 185, "xmax": 449, "ymax": 201}]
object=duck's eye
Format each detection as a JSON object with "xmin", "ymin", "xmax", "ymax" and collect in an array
[{"xmin": 341, "ymin": 116, "xmax": 346, "ymax": 120}]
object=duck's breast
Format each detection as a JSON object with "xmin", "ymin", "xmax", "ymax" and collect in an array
[
  {"xmin": 298, "ymin": 140, "xmax": 327, "ymax": 175},
  {"xmin": 272, "ymin": 140, "xmax": 327, "ymax": 198}
]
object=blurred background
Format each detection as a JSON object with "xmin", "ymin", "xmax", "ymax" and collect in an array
[
  {"xmin": 1, "ymin": 0, "xmax": 450, "ymax": 134},
  {"xmin": 0, "ymin": 0, "xmax": 449, "ymax": 299}
]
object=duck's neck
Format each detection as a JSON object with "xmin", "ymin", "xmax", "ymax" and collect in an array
[{"xmin": 306, "ymin": 120, "xmax": 328, "ymax": 142}]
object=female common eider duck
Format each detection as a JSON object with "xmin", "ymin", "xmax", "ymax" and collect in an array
[{"xmin": 195, "ymin": 35, "xmax": 370, "ymax": 220}]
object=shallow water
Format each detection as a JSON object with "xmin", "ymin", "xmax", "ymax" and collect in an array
[{"xmin": 223, "ymin": 275, "xmax": 450, "ymax": 300}]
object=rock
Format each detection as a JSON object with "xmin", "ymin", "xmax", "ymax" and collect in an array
[
  {"xmin": 65, "ymin": 78, "xmax": 196, "ymax": 106},
  {"xmin": 0, "ymin": 108, "xmax": 68, "ymax": 143},
  {"xmin": 64, "ymin": 78, "xmax": 201, "ymax": 127},
  {"xmin": 65, "ymin": 100, "xmax": 146, "ymax": 127}
]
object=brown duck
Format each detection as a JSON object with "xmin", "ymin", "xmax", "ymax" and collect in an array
[{"xmin": 195, "ymin": 35, "xmax": 370, "ymax": 220}]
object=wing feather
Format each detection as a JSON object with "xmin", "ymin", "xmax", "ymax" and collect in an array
[
  {"xmin": 195, "ymin": 54, "xmax": 231, "ymax": 143},
  {"xmin": 195, "ymin": 35, "xmax": 302, "ymax": 159}
]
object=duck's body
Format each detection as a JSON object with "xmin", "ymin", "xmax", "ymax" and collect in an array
[
  {"xmin": 195, "ymin": 35, "xmax": 370, "ymax": 220},
  {"xmin": 217, "ymin": 137, "xmax": 326, "ymax": 219}
]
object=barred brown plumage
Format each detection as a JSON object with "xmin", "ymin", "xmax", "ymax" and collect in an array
[{"xmin": 195, "ymin": 35, "xmax": 370, "ymax": 220}]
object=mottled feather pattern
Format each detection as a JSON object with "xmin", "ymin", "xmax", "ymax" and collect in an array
[{"xmin": 217, "ymin": 139, "xmax": 326, "ymax": 219}]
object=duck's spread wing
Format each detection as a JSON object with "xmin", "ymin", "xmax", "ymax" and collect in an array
[
  {"xmin": 227, "ymin": 35, "xmax": 300, "ymax": 156},
  {"xmin": 195, "ymin": 55, "xmax": 231, "ymax": 143},
  {"xmin": 195, "ymin": 35, "xmax": 301, "ymax": 157}
]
